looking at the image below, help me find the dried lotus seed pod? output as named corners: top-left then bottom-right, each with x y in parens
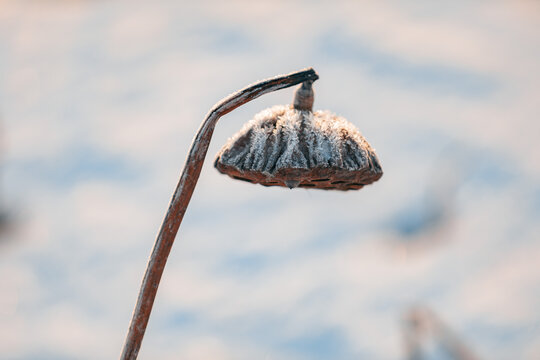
top-left (214, 81), bottom-right (383, 190)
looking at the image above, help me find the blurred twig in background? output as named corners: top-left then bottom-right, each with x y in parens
top-left (388, 141), bottom-right (523, 255)
top-left (403, 306), bottom-right (481, 360)
top-left (0, 116), bottom-right (14, 245)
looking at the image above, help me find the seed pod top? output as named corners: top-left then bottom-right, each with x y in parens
top-left (214, 80), bottom-right (383, 190)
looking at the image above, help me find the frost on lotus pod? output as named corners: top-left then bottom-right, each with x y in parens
top-left (214, 81), bottom-right (383, 191)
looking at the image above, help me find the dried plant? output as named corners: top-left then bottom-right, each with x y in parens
top-left (120, 68), bottom-right (382, 359)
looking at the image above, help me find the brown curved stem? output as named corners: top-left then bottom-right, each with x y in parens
top-left (120, 68), bottom-right (319, 360)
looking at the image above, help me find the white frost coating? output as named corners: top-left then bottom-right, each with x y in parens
top-left (217, 105), bottom-right (378, 174)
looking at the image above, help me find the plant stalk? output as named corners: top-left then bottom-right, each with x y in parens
top-left (120, 68), bottom-right (319, 360)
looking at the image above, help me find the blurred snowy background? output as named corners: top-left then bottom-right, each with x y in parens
top-left (1, 1), bottom-right (539, 359)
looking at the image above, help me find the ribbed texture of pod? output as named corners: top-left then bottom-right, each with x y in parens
top-left (214, 105), bottom-right (382, 190)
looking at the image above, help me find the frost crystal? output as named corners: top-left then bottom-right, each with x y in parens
top-left (215, 105), bottom-right (382, 190)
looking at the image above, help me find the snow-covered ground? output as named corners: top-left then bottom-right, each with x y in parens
top-left (1, 1), bottom-right (539, 359)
